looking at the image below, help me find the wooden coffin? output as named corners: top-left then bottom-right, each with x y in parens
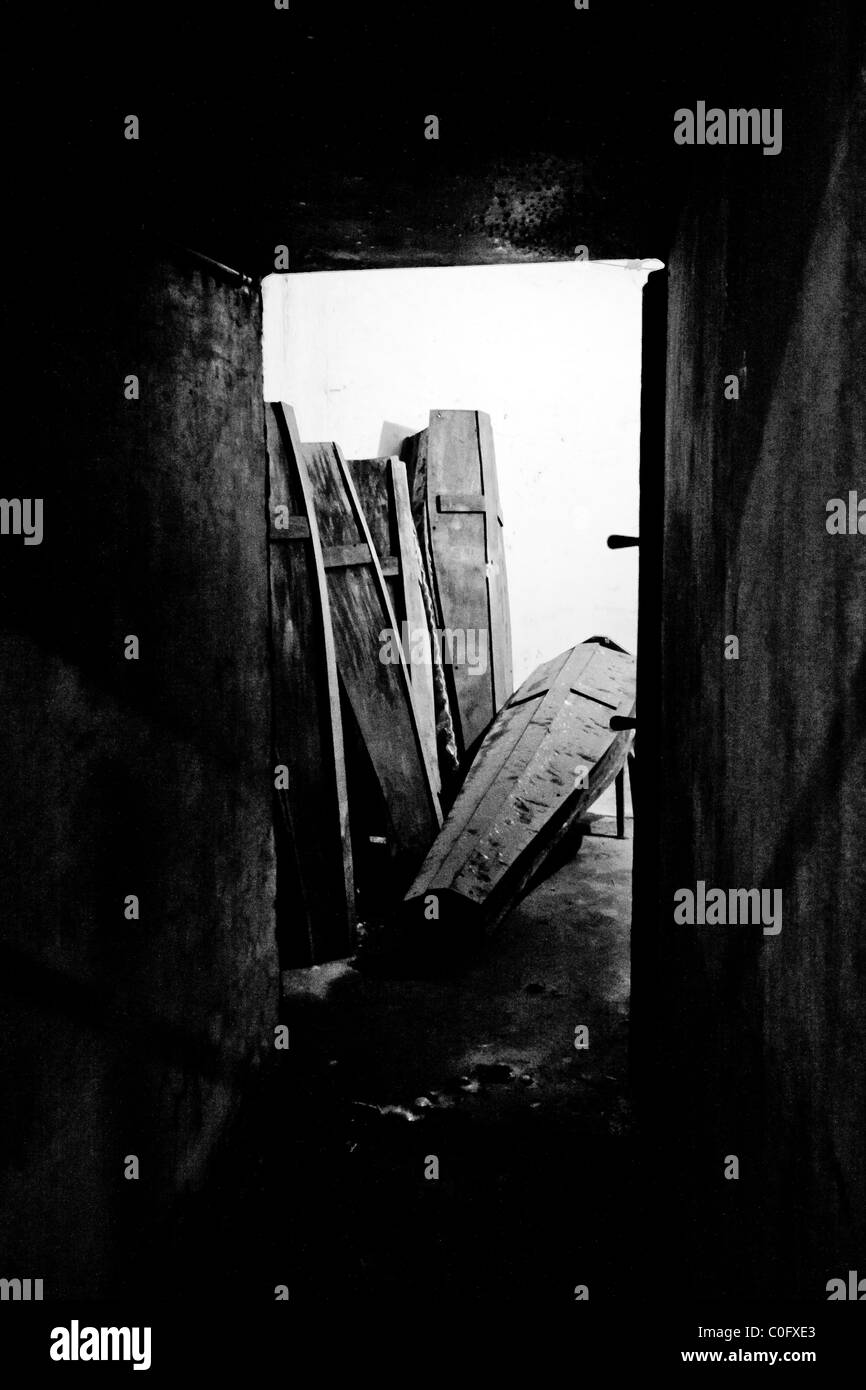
top-left (297, 431), bottom-right (442, 874)
top-left (347, 456), bottom-right (439, 796)
top-left (402, 410), bottom-right (513, 759)
top-left (402, 639), bottom-right (636, 939)
top-left (266, 402), bottom-right (354, 964)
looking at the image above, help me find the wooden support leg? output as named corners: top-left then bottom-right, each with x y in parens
top-left (615, 765), bottom-right (625, 839)
top-left (626, 750), bottom-right (637, 819)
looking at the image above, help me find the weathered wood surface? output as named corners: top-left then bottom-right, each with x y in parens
top-left (403, 640), bottom-right (636, 935)
top-left (348, 456), bottom-right (440, 795)
top-left (319, 541), bottom-right (398, 575)
top-left (403, 409), bottom-right (513, 759)
top-left (301, 437), bottom-right (442, 865)
top-left (267, 402), bottom-right (354, 963)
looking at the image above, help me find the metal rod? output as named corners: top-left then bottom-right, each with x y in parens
top-left (615, 766), bottom-right (626, 838)
top-left (607, 535), bottom-right (640, 549)
top-left (610, 715), bottom-right (638, 731)
top-left (163, 239), bottom-right (256, 288)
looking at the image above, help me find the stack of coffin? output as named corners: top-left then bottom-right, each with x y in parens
top-left (267, 403), bottom-right (447, 965)
top-left (267, 403), bottom-right (630, 966)
top-left (266, 403), bottom-right (519, 965)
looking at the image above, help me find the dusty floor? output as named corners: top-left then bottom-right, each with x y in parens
top-left (145, 816), bottom-right (638, 1306)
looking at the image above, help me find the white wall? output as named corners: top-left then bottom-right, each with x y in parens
top-left (263, 261), bottom-right (646, 689)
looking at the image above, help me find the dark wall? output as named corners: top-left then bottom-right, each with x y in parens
top-left (649, 39), bottom-right (865, 1295)
top-left (0, 250), bottom-right (277, 1297)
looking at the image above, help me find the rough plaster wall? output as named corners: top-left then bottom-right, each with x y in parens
top-left (0, 254), bottom-right (277, 1296)
top-left (659, 82), bottom-right (865, 1294)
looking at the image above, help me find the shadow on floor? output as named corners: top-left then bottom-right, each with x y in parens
top-left (136, 818), bottom-right (641, 1307)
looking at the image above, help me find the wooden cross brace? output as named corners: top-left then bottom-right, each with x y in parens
top-left (270, 518), bottom-right (399, 577)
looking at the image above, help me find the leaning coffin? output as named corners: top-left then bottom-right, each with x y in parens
top-left (347, 455), bottom-right (440, 796)
top-left (299, 434), bottom-right (443, 876)
top-left (402, 639), bottom-right (636, 939)
top-left (402, 409), bottom-right (513, 760)
top-left (267, 403), bottom-right (354, 965)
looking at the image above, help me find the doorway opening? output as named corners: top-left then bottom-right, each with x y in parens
top-left (259, 254), bottom-right (662, 1301)
top-left (263, 256), bottom-right (653, 951)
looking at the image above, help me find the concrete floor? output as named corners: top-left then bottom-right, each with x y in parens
top-left (282, 814), bottom-right (632, 1137)
top-left (146, 816), bottom-right (637, 1307)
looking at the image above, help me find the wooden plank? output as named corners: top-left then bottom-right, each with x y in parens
top-left (388, 458), bottom-right (440, 793)
top-left (425, 411), bottom-right (489, 757)
top-left (403, 640), bottom-right (636, 935)
top-left (348, 457), bottom-right (440, 797)
top-left (347, 458), bottom-right (392, 564)
top-left (400, 427), bottom-right (427, 526)
top-left (407, 409), bottom-right (514, 758)
top-left (266, 403), bottom-right (354, 964)
top-left (303, 440), bottom-right (442, 868)
top-left (476, 410), bottom-right (513, 715)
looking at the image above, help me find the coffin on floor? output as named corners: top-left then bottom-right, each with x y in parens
top-left (402, 639), bottom-right (636, 939)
